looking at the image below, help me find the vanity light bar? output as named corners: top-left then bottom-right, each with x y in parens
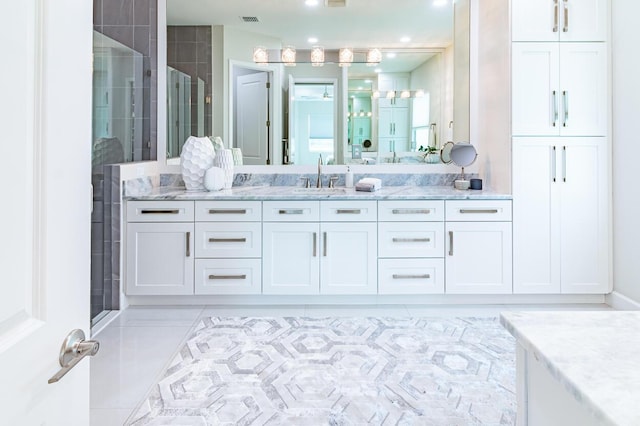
top-left (252, 47), bottom-right (382, 65)
top-left (371, 89), bottom-right (427, 99)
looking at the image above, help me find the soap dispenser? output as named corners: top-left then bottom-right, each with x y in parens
top-left (345, 166), bottom-right (354, 188)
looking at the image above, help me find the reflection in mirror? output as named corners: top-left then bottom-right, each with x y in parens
top-left (166, 66), bottom-right (191, 158)
top-left (164, 0), bottom-right (470, 166)
top-left (288, 80), bottom-right (337, 165)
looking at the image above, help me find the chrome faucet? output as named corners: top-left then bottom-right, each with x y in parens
top-left (316, 154), bottom-right (323, 188)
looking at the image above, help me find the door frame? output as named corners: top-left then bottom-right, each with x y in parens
top-left (228, 60), bottom-right (281, 165)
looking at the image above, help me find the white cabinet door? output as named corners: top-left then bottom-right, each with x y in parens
top-left (559, 43), bottom-right (607, 136)
top-left (513, 43), bottom-right (607, 137)
top-left (320, 222), bottom-right (377, 295)
top-left (512, 0), bottom-right (607, 42)
top-left (126, 222), bottom-right (195, 295)
top-left (512, 43), bottom-right (560, 136)
top-left (513, 139), bottom-right (560, 294)
top-left (445, 222), bottom-right (513, 294)
top-left (263, 222), bottom-right (320, 295)
top-left (513, 137), bottom-right (609, 294)
top-left (559, 138), bottom-right (609, 293)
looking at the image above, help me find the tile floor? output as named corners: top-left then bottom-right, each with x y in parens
top-left (90, 303), bottom-right (613, 425)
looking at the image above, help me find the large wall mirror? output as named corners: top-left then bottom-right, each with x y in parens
top-left (164, 0), bottom-right (470, 167)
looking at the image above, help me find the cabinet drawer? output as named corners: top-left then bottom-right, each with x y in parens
top-left (378, 258), bottom-right (444, 294)
top-left (378, 222), bottom-right (444, 258)
top-left (127, 201), bottom-right (194, 222)
top-left (320, 201), bottom-right (377, 222)
top-left (378, 200), bottom-right (444, 221)
top-left (445, 200), bottom-right (512, 221)
top-left (263, 201), bottom-right (320, 222)
top-left (195, 259), bottom-right (261, 295)
top-left (195, 222), bottom-right (261, 258)
top-left (195, 201), bottom-right (261, 222)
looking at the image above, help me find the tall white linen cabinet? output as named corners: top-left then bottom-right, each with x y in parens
top-left (511, 0), bottom-right (610, 294)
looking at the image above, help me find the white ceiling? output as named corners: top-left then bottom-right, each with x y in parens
top-left (166, 0), bottom-right (454, 74)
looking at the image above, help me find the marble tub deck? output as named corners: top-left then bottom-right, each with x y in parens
top-left (500, 311), bottom-right (640, 426)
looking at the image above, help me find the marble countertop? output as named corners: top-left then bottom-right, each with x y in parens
top-left (500, 311), bottom-right (640, 426)
top-left (124, 185), bottom-right (512, 201)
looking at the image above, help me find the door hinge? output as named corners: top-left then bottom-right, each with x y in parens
top-left (266, 82), bottom-right (271, 89)
top-left (266, 120), bottom-right (270, 127)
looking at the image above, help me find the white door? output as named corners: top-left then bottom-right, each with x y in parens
top-left (236, 71), bottom-right (269, 165)
top-left (445, 222), bottom-right (513, 294)
top-left (559, 138), bottom-right (609, 293)
top-left (0, 0), bottom-right (93, 423)
top-left (320, 223), bottom-right (377, 295)
top-left (559, 43), bottom-right (608, 136)
top-left (512, 138), bottom-right (561, 294)
top-left (512, 43), bottom-right (560, 136)
top-left (263, 222), bottom-right (320, 295)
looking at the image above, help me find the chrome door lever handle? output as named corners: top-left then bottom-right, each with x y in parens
top-left (48, 329), bottom-right (100, 384)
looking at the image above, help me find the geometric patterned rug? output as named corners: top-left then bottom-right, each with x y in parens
top-left (128, 317), bottom-right (516, 425)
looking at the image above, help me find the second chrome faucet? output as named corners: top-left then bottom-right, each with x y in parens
top-left (316, 154), bottom-right (323, 188)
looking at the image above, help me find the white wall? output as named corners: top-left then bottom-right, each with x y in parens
top-left (411, 54), bottom-right (443, 147)
top-left (612, 0), bottom-right (640, 303)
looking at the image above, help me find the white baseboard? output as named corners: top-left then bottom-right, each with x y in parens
top-left (606, 291), bottom-right (640, 310)
top-left (125, 293), bottom-right (606, 306)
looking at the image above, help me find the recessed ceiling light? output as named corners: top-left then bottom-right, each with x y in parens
top-left (374, 68), bottom-right (382, 73)
top-left (386, 52), bottom-right (397, 58)
top-left (357, 86), bottom-right (363, 90)
top-left (364, 79), bottom-right (372, 83)
top-left (305, 0), bottom-right (319, 6)
top-left (433, 0), bottom-right (447, 6)
top-left (400, 36), bottom-right (411, 43)
top-left (308, 37), bottom-right (318, 43)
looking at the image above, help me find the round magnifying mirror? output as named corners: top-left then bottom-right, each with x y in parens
top-left (450, 143), bottom-right (477, 190)
top-left (440, 141), bottom-right (455, 164)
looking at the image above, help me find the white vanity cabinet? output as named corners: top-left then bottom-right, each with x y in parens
top-left (444, 201), bottom-right (513, 294)
top-left (377, 201), bottom-right (445, 294)
top-left (512, 42), bottom-right (607, 137)
top-left (193, 201), bottom-right (262, 295)
top-left (262, 200), bottom-right (377, 295)
top-left (125, 201), bottom-right (195, 295)
top-left (512, 137), bottom-right (609, 294)
top-left (511, 0), bottom-right (607, 42)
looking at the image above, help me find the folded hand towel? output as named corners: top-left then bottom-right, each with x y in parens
top-left (356, 177), bottom-right (382, 191)
top-left (355, 182), bottom-right (377, 192)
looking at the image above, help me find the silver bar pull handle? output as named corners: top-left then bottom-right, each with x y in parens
top-left (186, 232), bottom-right (191, 257)
top-left (209, 209), bottom-right (247, 214)
top-left (313, 232), bottom-right (317, 257)
top-left (449, 231), bottom-right (454, 256)
top-left (553, 0), bottom-right (559, 32)
top-left (459, 209), bottom-right (499, 214)
top-left (562, 91), bottom-right (568, 127)
top-left (391, 209), bottom-right (431, 215)
top-left (48, 330), bottom-right (99, 384)
top-left (563, 146), bottom-right (567, 182)
top-left (208, 274), bottom-right (247, 280)
top-left (279, 209), bottom-right (304, 215)
top-left (563, 0), bottom-right (569, 32)
top-left (392, 238), bottom-right (431, 243)
top-left (140, 209), bottom-right (180, 214)
top-left (552, 90), bottom-right (558, 127)
top-left (389, 123), bottom-right (393, 134)
top-left (393, 274), bottom-right (431, 279)
top-left (336, 209), bottom-right (362, 214)
top-left (208, 237), bottom-right (247, 243)
top-left (552, 146), bottom-right (557, 182)
top-left (323, 232), bottom-right (327, 257)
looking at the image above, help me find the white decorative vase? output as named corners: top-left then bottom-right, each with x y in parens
top-left (180, 136), bottom-right (216, 191)
top-left (231, 148), bottom-right (243, 166)
top-left (204, 167), bottom-right (225, 191)
top-left (214, 148), bottom-right (234, 189)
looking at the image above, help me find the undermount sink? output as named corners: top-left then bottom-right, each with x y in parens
top-left (292, 187), bottom-right (346, 194)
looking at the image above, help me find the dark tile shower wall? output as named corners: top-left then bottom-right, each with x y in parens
top-left (167, 26), bottom-right (213, 136)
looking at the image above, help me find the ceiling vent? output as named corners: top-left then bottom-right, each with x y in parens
top-left (325, 0), bottom-right (347, 6)
top-left (240, 16), bottom-right (260, 23)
